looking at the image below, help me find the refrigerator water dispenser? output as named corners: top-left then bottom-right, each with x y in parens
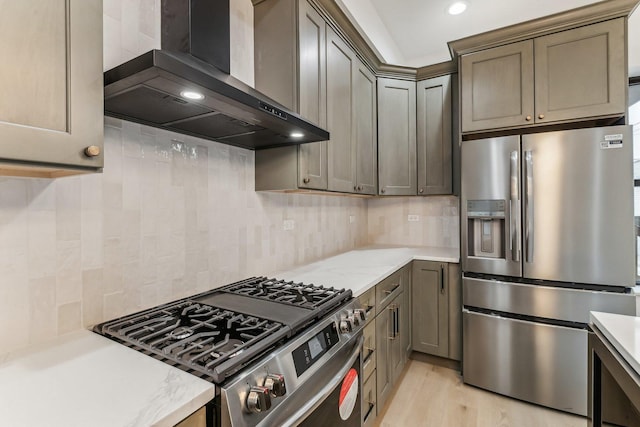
top-left (466, 200), bottom-right (505, 259)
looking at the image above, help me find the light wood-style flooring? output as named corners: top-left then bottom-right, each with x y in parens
top-left (375, 359), bottom-right (587, 427)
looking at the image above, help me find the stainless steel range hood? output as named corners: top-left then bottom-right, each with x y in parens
top-left (103, 0), bottom-right (329, 150)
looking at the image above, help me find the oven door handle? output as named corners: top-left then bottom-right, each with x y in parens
top-left (279, 335), bottom-right (363, 427)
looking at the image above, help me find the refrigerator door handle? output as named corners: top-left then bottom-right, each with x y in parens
top-left (510, 151), bottom-right (520, 262)
top-left (525, 150), bottom-right (534, 263)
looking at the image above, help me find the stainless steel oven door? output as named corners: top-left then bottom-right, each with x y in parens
top-left (263, 335), bottom-right (363, 427)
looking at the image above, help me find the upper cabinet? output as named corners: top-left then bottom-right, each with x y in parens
top-left (533, 19), bottom-right (626, 125)
top-left (0, 0), bottom-right (103, 177)
top-left (254, 0), bottom-right (377, 195)
top-left (460, 18), bottom-right (626, 133)
top-left (377, 78), bottom-right (417, 196)
top-left (461, 41), bottom-right (534, 132)
top-left (417, 75), bottom-right (453, 195)
top-left (354, 62), bottom-right (378, 195)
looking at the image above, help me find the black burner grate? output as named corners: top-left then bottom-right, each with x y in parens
top-left (220, 277), bottom-right (347, 309)
top-left (99, 301), bottom-right (289, 383)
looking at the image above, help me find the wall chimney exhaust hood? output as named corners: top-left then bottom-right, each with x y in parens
top-left (103, 0), bottom-right (329, 150)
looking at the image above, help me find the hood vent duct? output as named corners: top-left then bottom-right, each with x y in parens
top-left (103, 0), bottom-right (329, 150)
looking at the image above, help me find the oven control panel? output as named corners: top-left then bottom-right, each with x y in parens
top-left (292, 322), bottom-right (340, 376)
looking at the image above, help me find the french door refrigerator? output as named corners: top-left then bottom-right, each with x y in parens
top-left (461, 126), bottom-right (637, 416)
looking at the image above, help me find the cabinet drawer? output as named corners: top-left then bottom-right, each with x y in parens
top-left (362, 371), bottom-right (377, 427)
top-left (376, 271), bottom-right (403, 310)
top-left (363, 319), bottom-right (376, 381)
top-left (358, 287), bottom-right (377, 319)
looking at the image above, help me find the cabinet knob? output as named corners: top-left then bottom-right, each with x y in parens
top-left (538, 113), bottom-right (545, 120)
top-left (357, 186), bottom-right (362, 191)
top-left (525, 115), bottom-right (532, 121)
top-left (84, 145), bottom-right (101, 157)
top-left (419, 188), bottom-right (424, 194)
top-left (302, 177), bottom-right (310, 184)
top-left (380, 188), bottom-right (386, 194)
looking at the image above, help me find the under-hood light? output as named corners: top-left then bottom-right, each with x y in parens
top-left (290, 132), bottom-right (305, 138)
top-left (180, 90), bottom-right (205, 100)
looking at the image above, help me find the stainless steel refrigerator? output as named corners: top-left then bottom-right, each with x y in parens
top-left (461, 126), bottom-right (637, 416)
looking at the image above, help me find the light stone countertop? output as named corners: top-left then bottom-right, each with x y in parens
top-left (274, 245), bottom-right (460, 297)
top-left (591, 311), bottom-right (640, 376)
top-left (0, 330), bottom-right (215, 427)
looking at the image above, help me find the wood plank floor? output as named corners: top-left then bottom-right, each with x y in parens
top-left (375, 359), bottom-right (587, 427)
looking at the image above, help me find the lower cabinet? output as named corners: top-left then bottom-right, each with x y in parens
top-left (374, 266), bottom-right (410, 414)
top-left (362, 373), bottom-right (377, 427)
top-left (360, 261), bottom-right (458, 425)
top-left (411, 261), bottom-right (461, 360)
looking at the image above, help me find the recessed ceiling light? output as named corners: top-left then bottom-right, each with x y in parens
top-left (180, 90), bottom-right (204, 100)
top-left (290, 132), bottom-right (304, 138)
top-left (447, 1), bottom-right (468, 15)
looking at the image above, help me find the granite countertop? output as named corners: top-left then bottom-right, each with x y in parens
top-left (0, 330), bottom-right (215, 427)
top-left (591, 311), bottom-right (640, 376)
top-left (274, 245), bottom-right (459, 296)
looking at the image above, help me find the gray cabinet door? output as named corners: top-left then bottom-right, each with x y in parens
top-left (411, 261), bottom-right (449, 358)
top-left (417, 75), bottom-right (452, 195)
top-left (0, 0), bottom-right (103, 173)
top-left (377, 78), bottom-right (417, 196)
top-left (401, 265), bottom-right (412, 360)
top-left (297, 0), bottom-right (328, 190)
top-left (389, 293), bottom-right (404, 384)
top-left (533, 18), bottom-right (626, 124)
top-left (326, 27), bottom-right (356, 193)
top-left (460, 40), bottom-right (534, 133)
top-left (448, 264), bottom-right (462, 361)
top-left (354, 61), bottom-right (377, 195)
top-left (375, 302), bottom-right (394, 412)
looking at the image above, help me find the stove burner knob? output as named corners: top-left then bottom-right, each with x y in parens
top-left (353, 309), bottom-right (366, 323)
top-left (246, 386), bottom-right (272, 414)
top-left (264, 373), bottom-right (287, 397)
top-left (348, 313), bottom-right (360, 327)
top-left (339, 318), bottom-right (352, 333)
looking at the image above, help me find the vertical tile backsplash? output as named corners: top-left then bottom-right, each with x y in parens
top-left (367, 196), bottom-right (460, 248)
top-left (0, 120), bottom-right (368, 354)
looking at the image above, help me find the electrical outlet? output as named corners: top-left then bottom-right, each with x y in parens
top-left (349, 215), bottom-right (356, 224)
top-left (407, 214), bottom-right (420, 222)
top-left (283, 219), bottom-right (295, 231)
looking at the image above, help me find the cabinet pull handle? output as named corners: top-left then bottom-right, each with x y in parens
top-left (383, 283), bottom-right (400, 295)
top-left (388, 305), bottom-right (396, 340)
top-left (440, 264), bottom-right (445, 294)
top-left (364, 346), bottom-right (375, 360)
top-left (395, 306), bottom-right (400, 336)
top-left (364, 401), bottom-right (376, 421)
top-left (365, 304), bottom-right (374, 314)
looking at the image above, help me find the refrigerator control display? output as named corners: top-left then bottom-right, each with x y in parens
top-left (467, 200), bottom-right (505, 218)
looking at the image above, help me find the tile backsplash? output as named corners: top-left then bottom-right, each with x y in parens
top-left (0, 120), bottom-right (368, 353)
top-left (368, 196), bottom-right (460, 248)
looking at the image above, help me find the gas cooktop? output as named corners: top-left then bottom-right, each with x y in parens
top-left (94, 277), bottom-right (352, 383)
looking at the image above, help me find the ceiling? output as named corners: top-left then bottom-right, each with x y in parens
top-left (338, 0), bottom-right (640, 77)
